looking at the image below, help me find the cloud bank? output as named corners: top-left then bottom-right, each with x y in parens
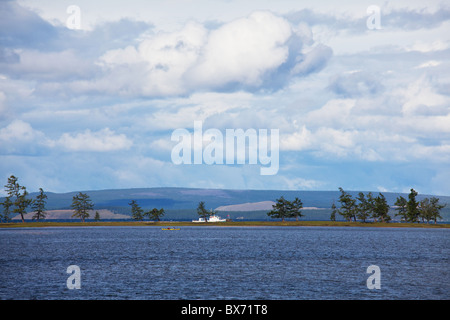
top-left (1, 1), bottom-right (449, 196)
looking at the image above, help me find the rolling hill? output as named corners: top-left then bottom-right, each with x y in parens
top-left (5, 187), bottom-right (449, 222)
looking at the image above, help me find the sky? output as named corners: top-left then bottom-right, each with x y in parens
top-left (0, 0), bottom-right (449, 196)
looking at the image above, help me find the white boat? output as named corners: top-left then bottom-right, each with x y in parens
top-left (192, 214), bottom-right (227, 223)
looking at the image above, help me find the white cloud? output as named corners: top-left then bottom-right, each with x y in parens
top-left (280, 125), bottom-right (360, 158)
top-left (94, 10), bottom-right (331, 96)
top-left (56, 128), bottom-right (132, 152)
top-left (280, 125), bottom-right (312, 151)
top-left (99, 21), bottom-right (208, 96)
top-left (0, 119), bottom-right (50, 155)
top-left (407, 40), bottom-right (449, 53)
top-left (415, 60), bottom-right (441, 69)
top-left (409, 142), bottom-right (450, 163)
top-left (0, 119), bottom-right (42, 142)
top-left (276, 68), bottom-right (450, 165)
top-left (399, 77), bottom-right (448, 116)
top-left (188, 11), bottom-right (292, 88)
top-left (280, 176), bottom-right (324, 190)
top-left (0, 121), bottom-right (133, 154)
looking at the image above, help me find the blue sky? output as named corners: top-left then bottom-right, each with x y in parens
top-left (1, 0), bottom-right (449, 196)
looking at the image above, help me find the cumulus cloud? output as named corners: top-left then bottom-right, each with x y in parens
top-left (98, 21), bottom-right (207, 96)
top-left (410, 143), bottom-right (450, 162)
top-left (1, 4), bottom-right (334, 98)
top-left (56, 128), bottom-right (132, 152)
top-left (280, 125), bottom-right (313, 151)
top-left (0, 120), bottom-right (133, 154)
top-left (187, 11), bottom-right (292, 89)
top-left (2, 1), bottom-right (449, 195)
top-left (0, 119), bottom-right (41, 142)
top-left (279, 73), bottom-right (450, 164)
top-left (398, 76), bottom-right (448, 116)
top-left (95, 11), bottom-right (332, 96)
top-left (0, 119), bottom-right (49, 154)
top-left (281, 124), bottom-right (410, 162)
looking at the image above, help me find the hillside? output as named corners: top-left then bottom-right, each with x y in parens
top-left (27, 187), bottom-right (450, 209)
top-left (215, 201), bottom-right (276, 211)
top-left (4, 187), bottom-right (450, 221)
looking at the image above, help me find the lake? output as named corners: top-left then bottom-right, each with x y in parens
top-left (0, 226), bottom-right (448, 300)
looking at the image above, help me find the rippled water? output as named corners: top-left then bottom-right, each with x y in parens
top-left (0, 226), bottom-right (448, 300)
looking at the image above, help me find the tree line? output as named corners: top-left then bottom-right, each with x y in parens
top-left (0, 175), bottom-right (47, 223)
top-left (0, 175), bottom-right (101, 223)
top-left (330, 188), bottom-right (391, 223)
top-left (130, 200), bottom-right (225, 222)
top-left (128, 200), bottom-right (165, 221)
top-left (266, 188), bottom-right (446, 224)
top-left (266, 196), bottom-right (304, 222)
top-left (331, 188), bottom-right (445, 224)
top-left (2, 175), bottom-right (446, 224)
top-left (0, 175), bottom-right (165, 223)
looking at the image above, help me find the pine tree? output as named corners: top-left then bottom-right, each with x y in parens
top-left (71, 192), bottom-right (94, 222)
top-left (146, 208), bottom-right (165, 221)
top-left (330, 202), bottom-right (337, 221)
top-left (31, 188), bottom-right (47, 221)
top-left (196, 201), bottom-right (211, 222)
top-left (394, 196), bottom-right (408, 222)
top-left (288, 197), bottom-right (304, 221)
top-left (430, 197), bottom-right (445, 224)
top-left (129, 200), bottom-right (144, 221)
top-left (16, 188), bottom-right (32, 222)
top-left (356, 192), bottom-right (373, 222)
top-left (406, 189), bottom-right (420, 223)
top-left (4, 175), bottom-right (32, 223)
top-left (337, 187), bottom-right (357, 222)
top-left (267, 197), bottom-right (306, 222)
top-left (0, 196), bottom-right (13, 223)
top-left (373, 193), bottom-right (391, 223)
top-left (267, 196), bottom-right (290, 222)
top-left (419, 198), bottom-right (433, 223)
top-left (4, 175), bottom-right (20, 200)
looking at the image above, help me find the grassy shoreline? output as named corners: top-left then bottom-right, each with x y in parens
top-left (0, 220), bottom-right (449, 228)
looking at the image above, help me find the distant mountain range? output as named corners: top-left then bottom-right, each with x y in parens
top-left (215, 201), bottom-right (322, 211)
top-left (8, 187), bottom-right (450, 221)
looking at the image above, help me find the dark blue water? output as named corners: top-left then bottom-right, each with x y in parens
top-left (0, 226), bottom-right (448, 300)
